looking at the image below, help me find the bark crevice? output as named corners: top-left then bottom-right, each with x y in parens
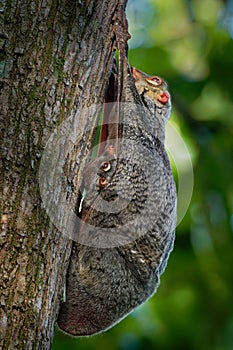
top-left (0, 1), bottom-right (126, 349)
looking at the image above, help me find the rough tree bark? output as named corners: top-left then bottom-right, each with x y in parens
top-left (0, 0), bottom-right (127, 349)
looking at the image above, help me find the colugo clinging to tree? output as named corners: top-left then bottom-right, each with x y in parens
top-left (57, 6), bottom-right (177, 337)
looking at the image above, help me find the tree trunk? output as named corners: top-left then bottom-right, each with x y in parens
top-left (0, 0), bottom-right (126, 349)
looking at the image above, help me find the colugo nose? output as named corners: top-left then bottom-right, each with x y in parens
top-left (157, 91), bottom-right (169, 104)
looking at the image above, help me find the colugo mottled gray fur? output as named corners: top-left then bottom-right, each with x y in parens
top-left (57, 60), bottom-right (177, 336)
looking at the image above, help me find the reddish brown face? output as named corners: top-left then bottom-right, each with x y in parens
top-left (131, 67), bottom-right (170, 106)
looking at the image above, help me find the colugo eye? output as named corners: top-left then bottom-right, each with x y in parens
top-left (100, 161), bottom-right (111, 172)
top-left (99, 177), bottom-right (107, 188)
top-left (145, 76), bottom-right (163, 87)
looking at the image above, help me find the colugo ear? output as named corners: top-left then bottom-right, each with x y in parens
top-left (131, 66), bottom-right (145, 81)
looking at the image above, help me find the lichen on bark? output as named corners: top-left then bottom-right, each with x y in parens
top-left (0, 0), bottom-right (126, 349)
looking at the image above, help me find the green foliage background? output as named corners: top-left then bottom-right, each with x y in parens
top-left (53, 0), bottom-right (233, 349)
